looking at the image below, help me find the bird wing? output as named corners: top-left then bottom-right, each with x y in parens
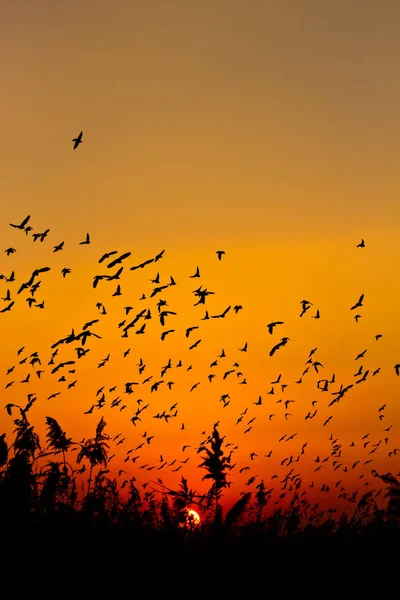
top-left (269, 344), bottom-right (278, 357)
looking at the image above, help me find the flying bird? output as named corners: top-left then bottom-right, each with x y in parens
top-left (107, 252), bottom-right (131, 269)
top-left (186, 326), bottom-right (199, 338)
top-left (79, 233), bottom-right (90, 245)
top-left (154, 249), bottom-right (165, 262)
top-left (72, 131), bottom-right (83, 149)
top-left (190, 266), bottom-right (200, 278)
top-left (267, 321), bottom-right (284, 334)
top-left (356, 239), bottom-right (365, 247)
top-left (350, 294), bottom-right (364, 310)
top-left (0, 301), bottom-right (14, 313)
top-left (300, 300), bottom-right (313, 317)
top-left (269, 337), bottom-right (290, 357)
top-left (130, 258), bottom-right (154, 271)
top-left (53, 241), bottom-right (64, 252)
top-left (99, 250), bottom-right (118, 263)
top-left (212, 306), bottom-right (231, 319)
top-left (32, 229), bottom-right (50, 242)
top-left (10, 215), bottom-right (30, 229)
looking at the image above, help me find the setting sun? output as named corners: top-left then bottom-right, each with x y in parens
top-left (186, 509), bottom-right (201, 527)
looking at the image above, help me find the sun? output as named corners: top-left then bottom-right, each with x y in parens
top-left (179, 508), bottom-right (201, 528)
top-left (187, 509), bottom-right (201, 525)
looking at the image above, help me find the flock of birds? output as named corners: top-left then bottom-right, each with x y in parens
top-left (1, 166), bottom-right (400, 513)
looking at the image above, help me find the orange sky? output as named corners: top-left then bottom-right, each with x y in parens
top-left (1, 1), bottom-right (400, 514)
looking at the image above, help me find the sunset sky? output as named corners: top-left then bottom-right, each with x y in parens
top-left (1, 1), bottom-right (400, 514)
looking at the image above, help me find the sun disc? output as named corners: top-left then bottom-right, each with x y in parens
top-left (186, 508), bottom-right (201, 526)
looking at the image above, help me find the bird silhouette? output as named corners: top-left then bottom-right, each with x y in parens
top-left (212, 306), bottom-right (231, 319)
top-left (0, 301), bottom-right (14, 312)
top-left (99, 250), bottom-right (118, 263)
top-left (189, 266), bottom-right (200, 278)
top-left (10, 215), bottom-right (30, 229)
top-left (154, 249), bottom-right (165, 262)
top-left (350, 294), bottom-right (364, 310)
top-left (72, 131), bottom-right (83, 149)
top-left (186, 326), bottom-right (199, 338)
top-left (53, 241), bottom-right (64, 252)
top-left (267, 321), bottom-right (284, 334)
top-left (269, 337), bottom-right (290, 357)
top-left (107, 252), bottom-right (131, 269)
top-left (79, 233), bottom-right (90, 245)
top-left (130, 258), bottom-right (154, 270)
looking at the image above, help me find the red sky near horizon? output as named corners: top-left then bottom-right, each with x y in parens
top-left (1, 1), bottom-right (400, 514)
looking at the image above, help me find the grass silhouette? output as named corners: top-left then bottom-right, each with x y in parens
top-left (1, 406), bottom-right (400, 581)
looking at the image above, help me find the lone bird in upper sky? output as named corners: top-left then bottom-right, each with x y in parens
top-left (216, 250), bottom-right (225, 261)
top-left (356, 239), bottom-right (365, 247)
top-left (72, 131), bottom-right (83, 150)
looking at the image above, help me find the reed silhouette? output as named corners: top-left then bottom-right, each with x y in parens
top-left (1, 409), bottom-right (399, 578)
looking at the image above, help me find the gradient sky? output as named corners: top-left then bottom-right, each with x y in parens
top-left (1, 1), bottom-right (400, 515)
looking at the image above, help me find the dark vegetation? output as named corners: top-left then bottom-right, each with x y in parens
top-left (1, 406), bottom-right (399, 580)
